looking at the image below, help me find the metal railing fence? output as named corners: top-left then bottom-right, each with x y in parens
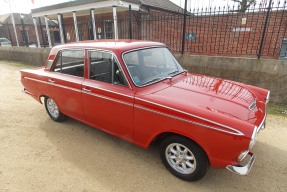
top-left (2, 0), bottom-right (286, 59)
top-left (119, 0), bottom-right (287, 59)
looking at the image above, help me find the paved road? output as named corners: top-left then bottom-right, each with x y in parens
top-left (0, 61), bottom-right (286, 192)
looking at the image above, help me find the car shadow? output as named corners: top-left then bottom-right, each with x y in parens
top-left (40, 117), bottom-right (287, 191)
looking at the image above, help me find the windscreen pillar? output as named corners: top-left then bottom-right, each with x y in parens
top-left (112, 5), bottom-right (118, 40)
top-left (57, 13), bottom-right (65, 44)
top-left (73, 11), bottom-right (80, 42)
top-left (33, 17), bottom-right (41, 47)
top-left (44, 15), bottom-right (52, 48)
top-left (90, 8), bottom-right (97, 40)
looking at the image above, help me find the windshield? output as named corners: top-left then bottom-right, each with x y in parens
top-left (123, 47), bottom-right (183, 87)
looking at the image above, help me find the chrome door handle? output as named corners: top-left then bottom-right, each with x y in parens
top-left (82, 88), bottom-right (91, 92)
top-left (48, 79), bottom-right (55, 83)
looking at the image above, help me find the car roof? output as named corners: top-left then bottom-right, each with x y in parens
top-left (51, 39), bottom-right (166, 54)
top-left (0, 38), bottom-right (10, 42)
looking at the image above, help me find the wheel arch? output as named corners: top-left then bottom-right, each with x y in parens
top-left (39, 94), bottom-right (51, 104)
top-left (148, 131), bottom-right (210, 164)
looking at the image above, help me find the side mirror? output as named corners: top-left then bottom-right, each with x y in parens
top-left (115, 69), bottom-right (126, 86)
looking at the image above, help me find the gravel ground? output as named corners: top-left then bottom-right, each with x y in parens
top-left (0, 60), bottom-right (286, 192)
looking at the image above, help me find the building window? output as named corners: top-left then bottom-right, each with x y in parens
top-left (21, 29), bottom-right (29, 44)
top-left (54, 31), bottom-right (60, 43)
top-left (104, 20), bottom-right (113, 39)
top-left (0, 26), bottom-right (6, 37)
top-left (45, 31), bottom-right (48, 43)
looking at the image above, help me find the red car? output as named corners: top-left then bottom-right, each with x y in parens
top-left (21, 40), bottom-right (269, 181)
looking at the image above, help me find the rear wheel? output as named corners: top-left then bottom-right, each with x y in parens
top-left (44, 97), bottom-right (66, 122)
top-left (160, 136), bottom-right (209, 181)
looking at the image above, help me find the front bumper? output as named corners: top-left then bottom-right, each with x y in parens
top-left (226, 93), bottom-right (268, 176)
top-left (226, 152), bottom-right (255, 175)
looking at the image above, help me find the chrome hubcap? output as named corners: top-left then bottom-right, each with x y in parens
top-left (165, 143), bottom-right (196, 174)
top-left (47, 98), bottom-right (59, 118)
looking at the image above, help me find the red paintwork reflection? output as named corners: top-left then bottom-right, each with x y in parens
top-left (180, 74), bottom-right (254, 105)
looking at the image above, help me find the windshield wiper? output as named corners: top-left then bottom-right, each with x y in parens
top-left (168, 70), bottom-right (179, 76)
top-left (141, 77), bottom-right (163, 85)
top-left (141, 76), bottom-right (172, 86)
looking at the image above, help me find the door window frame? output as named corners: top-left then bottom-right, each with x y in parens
top-left (87, 49), bottom-right (132, 90)
top-left (50, 48), bottom-right (86, 79)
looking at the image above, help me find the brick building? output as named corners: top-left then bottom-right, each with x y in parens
top-left (31, 0), bottom-right (184, 45)
top-left (6, 0), bottom-right (283, 58)
top-left (134, 9), bottom-right (287, 58)
top-left (0, 13), bottom-right (58, 46)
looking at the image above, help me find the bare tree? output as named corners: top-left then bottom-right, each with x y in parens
top-left (232, 0), bottom-right (256, 12)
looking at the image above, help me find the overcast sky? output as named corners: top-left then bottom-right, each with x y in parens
top-left (0, 0), bottom-right (271, 15)
top-left (0, 0), bottom-right (237, 15)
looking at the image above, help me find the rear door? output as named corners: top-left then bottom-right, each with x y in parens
top-left (82, 50), bottom-right (134, 140)
top-left (48, 49), bottom-right (85, 120)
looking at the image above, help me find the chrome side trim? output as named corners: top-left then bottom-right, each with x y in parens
top-left (83, 85), bottom-right (134, 99)
top-left (226, 152), bottom-right (255, 176)
top-left (24, 77), bottom-right (133, 98)
top-left (24, 77), bottom-right (82, 93)
top-left (50, 83), bottom-right (82, 93)
top-left (83, 91), bottom-right (133, 107)
top-left (25, 74), bottom-right (84, 85)
top-left (135, 104), bottom-right (244, 136)
top-left (136, 97), bottom-right (244, 136)
top-left (24, 77), bottom-right (47, 84)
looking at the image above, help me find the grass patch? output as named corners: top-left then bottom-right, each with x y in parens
top-left (268, 103), bottom-right (287, 116)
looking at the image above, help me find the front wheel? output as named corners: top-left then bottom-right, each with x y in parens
top-left (160, 136), bottom-right (209, 181)
top-left (44, 97), bottom-right (66, 122)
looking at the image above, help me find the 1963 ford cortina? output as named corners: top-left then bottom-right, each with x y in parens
top-left (21, 40), bottom-right (269, 181)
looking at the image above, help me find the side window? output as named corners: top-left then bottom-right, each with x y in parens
top-left (53, 50), bottom-right (85, 77)
top-left (89, 51), bottom-right (126, 86)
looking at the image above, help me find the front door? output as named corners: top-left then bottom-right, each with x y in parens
top-left (82, 50), bottom-right (134, 140)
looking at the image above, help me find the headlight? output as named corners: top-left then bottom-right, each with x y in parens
top-left (249, 126), bottom-right (257, 149)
